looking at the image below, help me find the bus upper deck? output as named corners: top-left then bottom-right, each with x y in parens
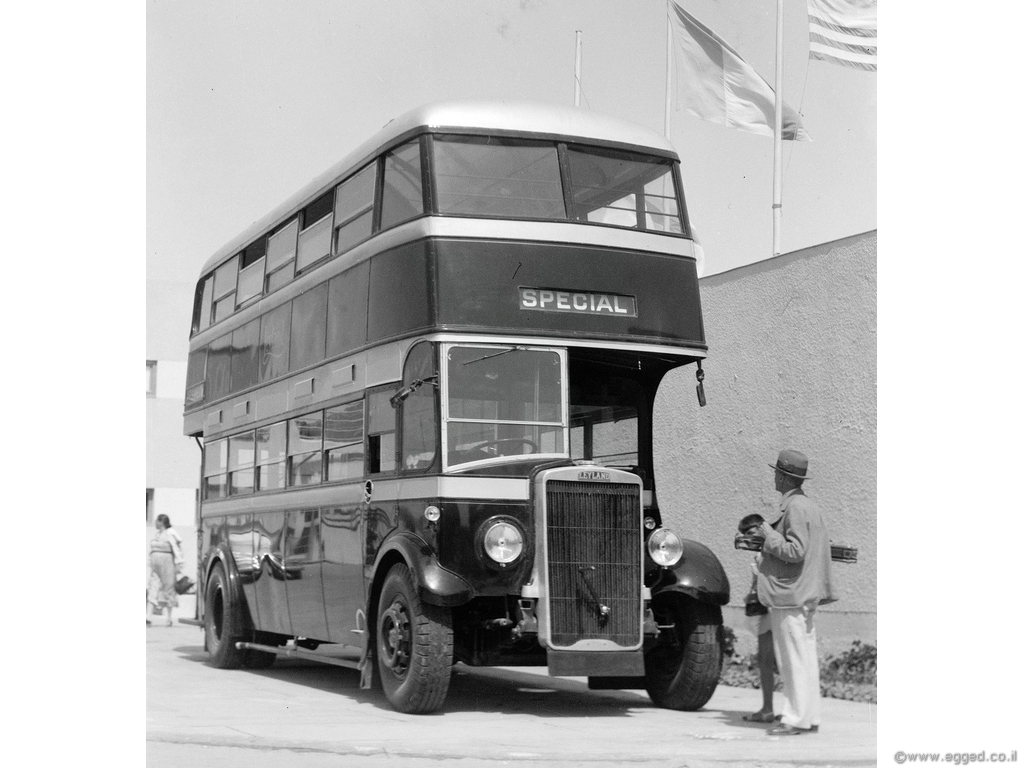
top-left (184, 100), bottom-right (705, 440)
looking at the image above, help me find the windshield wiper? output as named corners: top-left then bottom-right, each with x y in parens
top-left (461, 346), bottom-right (526, 366)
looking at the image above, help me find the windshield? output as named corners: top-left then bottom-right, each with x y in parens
top-left (445, 345), bottom-right (566, 467)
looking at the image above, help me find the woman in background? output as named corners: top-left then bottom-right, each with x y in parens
top-left (147, 514), bottom-right (183, 626)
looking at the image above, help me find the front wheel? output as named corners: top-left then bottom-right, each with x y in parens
top-left (376, 563), bottom-right (453, 714)
top-left (644, 596), bottom-right (723, 711)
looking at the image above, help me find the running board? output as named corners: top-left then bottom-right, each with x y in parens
top-left (179, 618), bottom-right (203, 627)
top-left (235, 641), bottom-right (361, 670)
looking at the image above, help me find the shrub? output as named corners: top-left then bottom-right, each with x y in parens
top-left (719, 634), bottom-right (876, 704)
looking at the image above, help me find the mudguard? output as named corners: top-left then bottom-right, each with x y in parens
top-left (650, 538), bottom-right (730, 606)
top-left (374, 531), bottom-right (475, 607)
top-left (203, 546), bottom-right (256, 632)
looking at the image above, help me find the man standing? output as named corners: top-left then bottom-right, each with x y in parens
top-left (756, 450), bottom-right (835, 736)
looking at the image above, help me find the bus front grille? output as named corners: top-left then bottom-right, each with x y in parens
top-left (544, 480), bottom-right (642, 649)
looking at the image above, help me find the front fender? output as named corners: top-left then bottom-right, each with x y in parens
top-left (374, 531), bottom-right (475, 607)
top-left (650, 538), bottom-right (730, 606)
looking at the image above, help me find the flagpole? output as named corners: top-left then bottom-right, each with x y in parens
top-left (574, 31), bottom-right (583, 107)
top-left (772, 0), bottom-right (784, 257)
top-left (664, 3), bottom-right (672, 137)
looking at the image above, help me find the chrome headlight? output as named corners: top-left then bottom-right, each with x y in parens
top-left (647, 528), bottom-right (683, 567)
top-left (481, 520), bottom-right (524, 565)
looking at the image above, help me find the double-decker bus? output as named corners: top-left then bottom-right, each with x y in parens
top-left (183, 100), bottom-right (729, 714)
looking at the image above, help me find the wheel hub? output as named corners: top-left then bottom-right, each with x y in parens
top-left (380, 601), bottom-right (411, 674)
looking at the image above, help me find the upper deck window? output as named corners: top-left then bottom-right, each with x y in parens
top-left (433, 136), bottom-right (565, 220)
top-left (380, 141), bottom-right (424, 231)
top-left (333, 164), bottom-right (376, 254)
top-left (296, 191), bottom-right (334, 272)
top-left (566, 147), bottom-right (682, 233)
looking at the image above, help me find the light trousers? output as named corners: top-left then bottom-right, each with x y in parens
top-left (768, 605), bottom-right (822, 729)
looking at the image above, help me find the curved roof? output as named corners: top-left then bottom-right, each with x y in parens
top-left (200, 100), bottom-right (679, 276)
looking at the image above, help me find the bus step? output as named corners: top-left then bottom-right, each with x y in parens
top-left (235, 641), bottom-right (361, 670)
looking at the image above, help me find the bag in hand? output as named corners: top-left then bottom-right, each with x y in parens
top-left (175, 575), bottom-right (195, 595)
top-left (744, 590), bottom-right (768, 616)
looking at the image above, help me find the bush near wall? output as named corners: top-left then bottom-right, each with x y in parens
top-left (720, 627), bottom-right (876, 703)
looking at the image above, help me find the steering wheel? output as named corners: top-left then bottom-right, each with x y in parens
top-left (471, 438), bottom-right (539, 457)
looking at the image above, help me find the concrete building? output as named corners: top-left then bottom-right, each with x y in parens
top-left (146, 278), bottom-right (200, 620)
top-left (655, 230), bottom-right (877, 655)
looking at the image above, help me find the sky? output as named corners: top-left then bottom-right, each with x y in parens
top-left (146, 0), bottom-right (876, 287)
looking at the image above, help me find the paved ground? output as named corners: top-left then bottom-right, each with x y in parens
top-left (147, 623), bottom-right (877, 767)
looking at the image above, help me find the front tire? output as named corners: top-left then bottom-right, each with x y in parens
top-left (644, 596), bottom-right (723, 711)
top-left (376, 563), bottom-right (453, 714)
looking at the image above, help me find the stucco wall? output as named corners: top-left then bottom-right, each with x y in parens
top-left (653, 231), bottom-right (877, 654)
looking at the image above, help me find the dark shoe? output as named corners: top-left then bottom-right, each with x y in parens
top-left (742, 711), bottom-right (776, 723)
top-left (768, 724), bottom-right (813, 736)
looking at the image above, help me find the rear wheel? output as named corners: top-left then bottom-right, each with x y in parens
top-left (205, 564), bottom-right (244, 669)
top-left (644, 596), bottom-right (723, 710)
top-left (376, 563), bottom-right (453, 714)
top-left (204, 563), bottom-right (275, 670)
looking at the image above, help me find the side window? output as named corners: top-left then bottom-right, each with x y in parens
top-left (203, 439), bottom-right (228, 499)
top-left (334, 164), bottom-right (376, 254)
top-left (367, 388), bottom-right (398, 474)
top-left (379, 140), bottom-right (424, 231)
top-left (289, 283), bottom-right (328, 372)
top-left (324, 400), bottom-right (364, 481)
top-left (212, 255), bottom-right (239, 323)
top-left (255, 422), bottom-right (286, 491)
top-left (296, 191), bottom-right (334, 272)
top-left (193, 275), bottom-right (213, 334)
top-left (288, 411), bottom-right (323, 486)
top-left (266, 219), bottom-right (298, 293)
top-left (228, 431), bottom-right (255, 495)
top-left (400, 342), bottom-right (437, 471)
top-left (237, 239), bottom-right (267, 307)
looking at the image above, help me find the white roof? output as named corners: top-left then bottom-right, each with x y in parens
top-left (200, 100), bottom-right (678, 276)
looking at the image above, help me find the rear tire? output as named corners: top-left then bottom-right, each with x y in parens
top-left (644, 596), bottom-right (723, 711)
top-left (376, 563), bottom-right (453, 714)
top-left (205, 564), bottom-right (244, 669)
top-left (204, 563), bottom-right (275, 670)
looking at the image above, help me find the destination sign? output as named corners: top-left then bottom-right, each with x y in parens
top-left (519, 288), bottom-right (637, 317)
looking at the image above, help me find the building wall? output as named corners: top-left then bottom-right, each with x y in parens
top-left (653, 231), bottom-right (877, 655)
top-left (146, 279), bottom-right (199, 619)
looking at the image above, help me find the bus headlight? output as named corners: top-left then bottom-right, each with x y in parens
top-left (647, 528), bottom-right (683, 567)
top-left (481, 520), bottom-right (524, 565)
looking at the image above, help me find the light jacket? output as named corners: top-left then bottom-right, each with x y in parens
top-left (756, 489), bottom-right (836, 609)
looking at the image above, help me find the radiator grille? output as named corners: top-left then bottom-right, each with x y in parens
top-left (545, 480), bottom-right (642, 648)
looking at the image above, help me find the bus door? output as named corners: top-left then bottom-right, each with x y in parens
top-left (321, 493), bottom-right (366, 646)
top-left (282, 507), bottom-right (328, 640)
top-left (252, 509), bottom-right (291, 636)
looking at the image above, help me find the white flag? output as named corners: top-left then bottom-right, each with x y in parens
top-left (668, 1), bottom-right (809, 141)
top-left (807, 0), bottom-right (877, 71)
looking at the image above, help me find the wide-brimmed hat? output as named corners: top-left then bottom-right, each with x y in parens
top-left (770, 449), bottom-right (810, 479)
